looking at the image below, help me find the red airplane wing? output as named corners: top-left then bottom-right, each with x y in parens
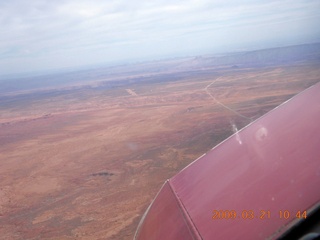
top-left (134, 82), bottom-right (320, 240)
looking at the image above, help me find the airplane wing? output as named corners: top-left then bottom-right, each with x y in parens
top-left (134, 82), bottom-right (320, 240)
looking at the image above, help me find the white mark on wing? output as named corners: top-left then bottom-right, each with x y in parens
top-left (232, 123), bottom-right (242, 145)
top-left (256, 126), bottom-right (268, 141)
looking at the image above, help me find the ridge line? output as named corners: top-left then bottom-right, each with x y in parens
top-left (167, 180), bottom-right (203, 240)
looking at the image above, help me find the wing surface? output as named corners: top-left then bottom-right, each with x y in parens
top-left (135, 82), bottom-right (320, 240)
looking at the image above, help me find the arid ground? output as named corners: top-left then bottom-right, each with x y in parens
top-left (1, 58), bottom-right (320, 239)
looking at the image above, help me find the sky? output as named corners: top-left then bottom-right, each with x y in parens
top-left (0, 0), bottom-right (320, 76)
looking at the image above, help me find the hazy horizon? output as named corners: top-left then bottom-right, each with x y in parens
top-left (1, 0), bottom-right (320, 76)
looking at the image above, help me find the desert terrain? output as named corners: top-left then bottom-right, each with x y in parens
top-left (1, 44), bottom-right (320, 239)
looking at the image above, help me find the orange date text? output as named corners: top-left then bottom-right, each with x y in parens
top-left (212, 210), bottom-right (307, 220)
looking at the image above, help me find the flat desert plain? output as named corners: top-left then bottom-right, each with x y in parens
top-left (0, 62), bottom-right (320, 239)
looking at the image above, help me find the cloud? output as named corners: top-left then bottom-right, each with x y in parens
top-left (0, 0), bottom-right (319, 75)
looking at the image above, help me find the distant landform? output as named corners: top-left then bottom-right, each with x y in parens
top-left (1, 41), bottom-right (320, 239)
top-left (1, 42), bottom-right (320, 96)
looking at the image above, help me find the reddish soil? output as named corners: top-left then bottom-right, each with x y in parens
top-left (0, 63), bottom-right (319, 239)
